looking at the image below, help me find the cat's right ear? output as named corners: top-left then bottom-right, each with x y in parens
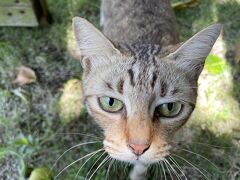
top-left (72, 17), bottom-right (120, 71)
top-left (166, 24), bottom-right (222, 81)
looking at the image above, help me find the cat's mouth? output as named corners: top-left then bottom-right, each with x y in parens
top-left (104, 140), bottom-right (171, 164)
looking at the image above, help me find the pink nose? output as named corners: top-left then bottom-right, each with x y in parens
top-left (128, 143), bottom-right (150, 156)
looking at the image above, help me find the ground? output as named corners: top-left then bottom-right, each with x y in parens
top-left (0, 0), bottom-right (239, 179)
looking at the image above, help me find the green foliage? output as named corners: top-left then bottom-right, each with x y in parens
top-left (205, 55), bottom-right (227, 74)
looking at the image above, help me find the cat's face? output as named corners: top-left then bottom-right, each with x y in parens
top-left (73, 17), bottom-right (221, 165)
top-left (82, 54), bottom-right (196, 164)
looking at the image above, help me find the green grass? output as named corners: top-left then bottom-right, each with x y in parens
top-left (0, 0), bottom-right (240, 179)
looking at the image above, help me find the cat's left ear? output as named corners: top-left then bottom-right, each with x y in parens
top-left (72, 17), bottom-right (120, 70)
top-left (167, 24), bottom-right (222, 80)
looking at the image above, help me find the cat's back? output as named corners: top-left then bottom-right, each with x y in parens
top-left (101, 0), bottom-right (179, 46)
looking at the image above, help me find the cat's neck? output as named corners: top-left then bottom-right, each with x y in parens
top-left (101, 0), bottom-right (179, 46)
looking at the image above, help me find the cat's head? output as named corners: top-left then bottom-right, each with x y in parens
top-left (73, 17), bottom-right (221, 165)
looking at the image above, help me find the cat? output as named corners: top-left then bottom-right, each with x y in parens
top-left (72, 0), bottom-right (221, 179)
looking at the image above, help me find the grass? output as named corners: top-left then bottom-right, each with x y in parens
top-left (0, 0), bottom-right (240, 179)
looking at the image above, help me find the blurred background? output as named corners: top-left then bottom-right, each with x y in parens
top-left (0, 0), bottom-right (239, 179)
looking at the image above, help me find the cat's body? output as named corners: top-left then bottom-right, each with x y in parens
top-left (72, 0), bottom-right (221, 179)
top-left (101, 0), bottom-right (179, 46)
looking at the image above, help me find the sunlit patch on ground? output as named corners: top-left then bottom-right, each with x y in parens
top-left (191, 33), bottom-right (240, 135)
top-left (59, 79), bottom-right (84, 125)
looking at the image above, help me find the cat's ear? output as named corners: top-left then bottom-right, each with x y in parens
top-left (167, 24), bottom-right (222, 80)
top-left (72, 17), bottom-right (120, 70)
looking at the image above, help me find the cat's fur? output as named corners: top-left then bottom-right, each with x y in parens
top-left (72, 0), bottom-right (221, 179)
top-left (100, 0), bottom-right (179, 45)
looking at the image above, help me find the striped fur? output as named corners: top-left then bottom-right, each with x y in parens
top-left (72, 0), bottom-right (221, 179)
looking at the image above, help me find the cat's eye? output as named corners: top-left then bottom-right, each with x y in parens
top-left (157, 102), bottom-right (182, 117)
top-left (99, 96), bottom-right (123, 112)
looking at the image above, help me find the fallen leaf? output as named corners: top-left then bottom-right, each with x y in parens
top-left (29, 167), bottom-right (53, 180)
top-left (172, 0), bottom-right (200, 11)
top-left (13, 66), bottom-right (37, 85)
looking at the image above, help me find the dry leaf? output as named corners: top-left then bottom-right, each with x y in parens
top-left (29, 167), bottom-right (53, 180)
top-left (172, 0), bottom-right (199, 11)
top-left (13, 66), bottom-right (37, 85)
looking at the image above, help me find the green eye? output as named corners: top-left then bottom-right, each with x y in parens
top-left (158, 102), bottom-right (182, 117)
top-left (99, 96), bottom-right (123, 112)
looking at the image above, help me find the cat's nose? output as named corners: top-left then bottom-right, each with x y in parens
top-left (128, 143), bottom-right (150, 156)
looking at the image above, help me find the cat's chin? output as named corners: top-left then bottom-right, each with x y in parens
top-left (104, 142), bottom-right (170, 165)
top-left (105, 150), bottom-right (137, 163)
top-left (105, 149), bottom-right (168, 165)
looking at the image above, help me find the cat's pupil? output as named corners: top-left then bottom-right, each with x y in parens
top-left (167, 103), bottom-right (173, 111)
top-left (109, 98), bottom-right (114, 106)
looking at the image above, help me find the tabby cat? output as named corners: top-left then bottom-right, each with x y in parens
top-left (72, 0), bottom-right (221, 179)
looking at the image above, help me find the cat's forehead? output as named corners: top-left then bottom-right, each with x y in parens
top-left (85, 51), bottom-right (195, 107)
top-left (102, 53), bottom-right (186, 95)
top-left (120, 43), bottom-right (162, 59)
top-left (86, 44), bottom-right (191, 98)
top-left (119, 43), bottom-right (181, 59)
top-left (125, 58), bottom-right (183, 95)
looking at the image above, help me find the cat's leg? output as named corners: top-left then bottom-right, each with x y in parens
top-left (100, 0), bottom-right (111, 27)
top-left (130, 163), bottom-right (148, 180)
top-left (100, 2), bottom-right (105, 26)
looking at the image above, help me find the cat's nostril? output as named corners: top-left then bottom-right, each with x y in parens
top-left (128, 143), bottom-right (150, 156)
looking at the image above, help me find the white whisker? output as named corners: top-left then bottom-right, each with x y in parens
top-left (105, 158), bottom-right (114, 180)
top-left (74, 150), bottom-right (102, 180)
top-left (155, 162), bottom-right (160, 178)
top-left (165, 158), bottom-right (181, 180)
top-left (190, 141), bottom-right (234, 149)
top-left (54, 148), bottom-right (104, 179)
top-left (88, 155), bottom-right (111, 180)
top-left (181, 148), bottom-right (221, 172)
top-left (160, 160), bottom-right (167, 180)
top-left (172, 153), bottom-right (210, 180)
top-left (85, 151), bottom-right (107, 179)
top-left (51, 141), bottom-right (101, 171)
top-left (123, 163), bottom-right (129, 175)
top-left (168, 155), bottom-right (188, 180)
top-left (163, 159), bottom-right (173, 180)
top-left (57, 132), bottom-right (103, 140)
